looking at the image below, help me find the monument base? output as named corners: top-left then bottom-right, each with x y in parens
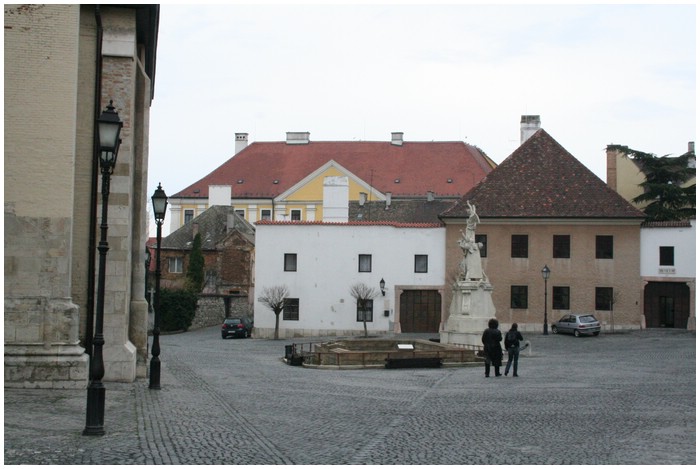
top-left (440, 330), bottom-right (483, 349)
top-left (441, 280), bottom-right (495, 349)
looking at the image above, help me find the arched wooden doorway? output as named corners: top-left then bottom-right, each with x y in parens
top-left (399, 290), bottom-right (441, 333)
top-left (644, 282), bottom-right (690, 328)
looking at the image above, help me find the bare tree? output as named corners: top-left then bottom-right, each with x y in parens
top-left (258, 285), bottom-right (289, 340)
top-left (349, 282), bottom-right (379, 337)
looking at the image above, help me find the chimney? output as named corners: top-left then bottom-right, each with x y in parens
top-left (520, 115), bottom-right (541, 144)
top-left (235, 133), bottom-right (248, 154)
top-left (359, 192), bottom-right (367, 206)
top-left (192, 222), bottom-right (199, 239)
top-left (385, 192), bottom-right (392, 209)
top-left (605, 145), bottom-right (618, 190)
top-left (286, 131), bottom-right (310, 145)
top-left (427, 191), bottom-right (434, 202)
top-left (391, 132), bottom-right (404, 146)
top-left (208, 185), bottom-right (232, 206)
top-left (227, 213), bottom-right (235, 232)
top-left (688, 142), bottom-right (696, 169)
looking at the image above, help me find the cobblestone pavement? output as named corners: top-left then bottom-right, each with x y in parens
top-left (4, 328), bottom-right (695, 465)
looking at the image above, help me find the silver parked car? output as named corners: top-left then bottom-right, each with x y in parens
top-left (551, 314), bottom-right (601, 337)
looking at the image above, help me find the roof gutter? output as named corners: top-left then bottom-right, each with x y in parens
top-left (85, 5), bottom-right (104, 357)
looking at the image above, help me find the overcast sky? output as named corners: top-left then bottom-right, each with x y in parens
top-left (147, 2), bottom-right (696, 233)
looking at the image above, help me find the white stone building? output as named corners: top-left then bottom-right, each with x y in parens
top-left (640, 220), bottom-right (696, 329)
top-left (253, 221), bottom-right (447, 338)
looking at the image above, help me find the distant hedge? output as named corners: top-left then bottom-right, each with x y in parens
top-left (159, 288), bottom-right (198, 332)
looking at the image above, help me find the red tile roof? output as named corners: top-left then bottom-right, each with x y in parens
top-left (255, 220), bottom-right (443, 228)
top-left (442, 129), bottom-right (645, 219)
top-left (172, 140), bottom-right (495, 199)
top-left (641, 220), bottom-right (693, 228)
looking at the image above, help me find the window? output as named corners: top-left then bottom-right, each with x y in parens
top-left (356, 299), bottom-right (374, 322)
top-left (596, 287), bottom-right (613, 311)
top-left (553, 286), bottom-right (570, 310)
top-left (596, 236), bottom-right (613, 259)
top-left (168, 257), bottom-right (183, 273)
top-left (358, 254), bottom-right (372, 272)
top-left (260, 209), bottom-right (271, 221)
top-left (284, 253), bottom-right (297, 272)
top-left (510, 286), bottom-right (528, 309)
top-left (184, 210), bottom-right (194, 224)
top-left (475, 234), bottom-right (487, 257)
top-left (283, 298), bottom-right (299, 320)
top-left (511, 235), bottom-right (528, 258)
top-left (290, 209), bottom-right (301, 221)
top-left (235, 209), bottom-right (245, 218)
top-left (414, 255), bottom-right (428, 273)
top-left (205, 269), bottom-right (217, 289)
top-left (660, 246), bottom-right (674, 266)
top-left (553, 235), bottom-right (571, 258)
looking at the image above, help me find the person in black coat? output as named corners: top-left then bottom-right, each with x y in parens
top-left (481, 318), bottom-right (503, 377)
top-left (504, 323), bottom-right (524, 377)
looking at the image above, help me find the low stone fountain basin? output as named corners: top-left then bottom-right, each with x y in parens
top-left (299, 337), bottom-right (482, 369)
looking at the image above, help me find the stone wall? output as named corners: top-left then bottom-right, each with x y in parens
top-left (191, 295), bottom-right (253, 330)
top-left (4, 4), bottom-right (88, 389)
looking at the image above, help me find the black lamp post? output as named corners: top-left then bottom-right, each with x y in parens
top-left (84, 100), bottom-right (122, 436)
top-left (149, 183), bottom-right (168, 390)
top-left (379, 278), bottom-right (386, 296)
top-left (542, 265), bottom-right (551, 335)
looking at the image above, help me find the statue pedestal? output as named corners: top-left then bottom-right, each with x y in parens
top-left (440, 280), bottom-right (495, 348)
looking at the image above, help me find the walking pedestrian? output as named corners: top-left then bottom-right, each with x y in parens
top-left (504, 323), bottom-right (524, 377)
top-left (481, 318), bottom-right (503, 377)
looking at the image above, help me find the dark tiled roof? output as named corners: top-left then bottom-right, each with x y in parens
top-left (171, 140), bottom-right (495, 199)
top-left (442, 130), bottom-right (645, 219)
top-left (348, 199), bottom-right (455, 224)
top-left (161, 205), bottom-right (255, 250)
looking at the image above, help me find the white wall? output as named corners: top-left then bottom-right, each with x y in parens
top-left (640, 220), bottom-right (696, 278)
top-left (209, 185), bottom-right (232, 206)
top-left (254, 223), bottom-right (446, 338)
top-left (322, 176), bottom-right (349, 222)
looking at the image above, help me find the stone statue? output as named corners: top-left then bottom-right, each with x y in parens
top-left (442, 200), bottom-right (495, 348)
top-left (458, 201), bottom-right (485, 281)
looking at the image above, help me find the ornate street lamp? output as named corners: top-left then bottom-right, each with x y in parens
top-left (542, 265), bottom-right (551, 335)
top-left (149, 183), bottom-right (168, 390)
top-left (379, 278), bottom-right (386, 296)
top-left (84, 100), bottom-right (123, 436)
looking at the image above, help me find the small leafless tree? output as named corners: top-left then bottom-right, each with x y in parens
top-left (349, 282), bottom-right (379, 338)
top-left (258, 285), bottom-right (289, 340)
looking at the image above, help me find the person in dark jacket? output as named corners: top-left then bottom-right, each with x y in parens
top-left (481, 318), bottom-right (503, 377)
top-left (504, 323), bottom-right (524, 377)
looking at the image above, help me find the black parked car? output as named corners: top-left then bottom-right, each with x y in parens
top-left (221, 317), bottom-right (253, 339)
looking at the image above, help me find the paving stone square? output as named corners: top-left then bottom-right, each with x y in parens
top-left (4, 327), bottom-right (695, 465)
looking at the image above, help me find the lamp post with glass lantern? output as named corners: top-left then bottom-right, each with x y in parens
top-left (84, 100), bottom-right (123, 436)
top-left (149, 183), bottom-right (168, 390)
top-left (542, 265), bottom-right (551, 335)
